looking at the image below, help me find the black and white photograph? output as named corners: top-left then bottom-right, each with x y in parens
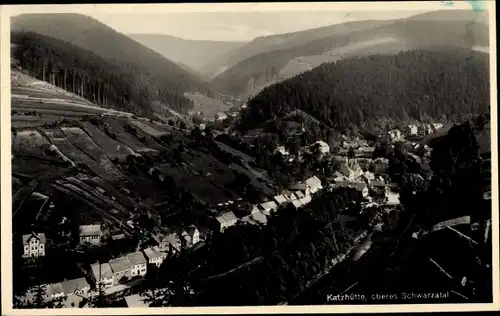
top-left (1, 1), bottom-right (498, 313)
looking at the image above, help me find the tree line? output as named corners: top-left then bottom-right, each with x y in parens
top-left (11, 31), bottom-right (205, 116)
top-left (238, 49), bottom-right (489, 133)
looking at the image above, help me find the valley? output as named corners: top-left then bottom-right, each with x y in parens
top-left (7, 6), bottom-right (494, 310)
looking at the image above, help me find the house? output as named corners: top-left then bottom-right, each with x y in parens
top-left (299, 195), bottom-right (312, 206)
top-left (182, 225), bottom-right (201, 247)
top-left (432, 123), bottom-right (443, 131)
top-left (291, 199), bottom-right (304, 209)
top-left (340, 160), bottom-right (363, 181)
top-left (388, 129), bottom-right (402, 141)
top-left (79, 224), bottom-right (102, 245)
top-left (126, 251), bottom-right (147, 277)
top-left (273, 194), bottom-right (289, 205)
top-left (357, 146), bottom-right (375, 158)
top-left (275, 146), bottom-right (290, 156)
top-left (216, 211), bottom-right (238, 232)
top-left (304, 176), bottom-right (323, 194)
top-left (90, 262), bottom-right (114, 288)
top-left (109, 256), bottom-right (132, 283)
top-left (241, 104), bottom-right (248, 109)
top-left (163, 233), bottom-right (182, 253)
top-left (216, 112), bottom-right (228, 121)
top-left (60, 277), bottom-right (90, 297)
top-left (250, 204), bottom-right (261, 215)
top-left (406, 125), bottom-right (418, 136)
top-left (199, 123), bottom-right (206, 130)
top-left (46, 283), bottom-right (65, 300)
top-left (125, 294), bottom-right (149, 307)
top-left (291, 183), bottom-right (311, 197)
top-left (311, 140), bottom-right (330, 155)
top-left (385, 188), bottom-right (400, 205)
top-left (22, 232), bottom-right (46, 258)
top-left (259, 201), bottom-right (279, 215)
top-left (295, 190), bottom-right (306, 199)
top-left (143, 247), bottom-right (167, 268)
top-left (361, 171), bottom-right (375, 183)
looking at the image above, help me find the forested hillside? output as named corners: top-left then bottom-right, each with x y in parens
top-left (12, 32), bottom-right (157, 116)
top-left (238, 49), bottom-right (489, 132)
top-left (11, 13), bottom-right (215, 113)
top-left (212, 17), bottom-right (489, 96)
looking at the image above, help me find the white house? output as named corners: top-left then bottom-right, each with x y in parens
top-left (216, 112), bottom-right (228, 121)
top-left (304, 176), bottom-right (323, 194)
top-left (291, 183), bottom-right (311, 197)
top-left (311, 140), bottom-right (330, 155)
top-left (182, 225), bottom-right (200, 247)
top-left (259, 201), bottom-right (279, 215)
top-left (273, 194), bottom-right (289, 205)
top-left (385, 187), bottom-right (401, 205)
top-left (22, 232), bottom-right (46, 258)
top-left (250, 204), bottom-right (261, 215)
top-left (46, 283), bottom-right (65, 300)
top-left (275, 146), bottom-right (289, 156)
top-left (291, 199), bottom-right (304, 209)
top-left (79, 224), bottom-right (102, 245)
top-left (388, 129), bottom-right (402, 141)
top-left (143, 247), bottom-right (167, 268)
top-left (299, 195), bottom-right (312, 206)
top-left (432, 123), bottom-right (443, 131)
top-left (91, 262), bottom-right (114, 288)
top-left (60, 277), bottom-right (90, 297)
top-left (406, 124), bottom-right (418, 136)
top-left (109, 256), bottom-right (133, 283)
top-left (216, 211), bottom-right (238, 232)
top-left (126, 251), bottom-right (148, 277)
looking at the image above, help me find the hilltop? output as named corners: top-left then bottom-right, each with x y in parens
top-left (210, 10), bottom-right (489, 97)
top-left (128, 33), bottom-right (246, 78)
top-left (11, 13), bottom-right (216, 115)
top-left (238, 48), bottom-right (490, 133)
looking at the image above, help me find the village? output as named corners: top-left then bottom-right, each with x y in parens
top-left (16, 121), bottom-right (444, 308)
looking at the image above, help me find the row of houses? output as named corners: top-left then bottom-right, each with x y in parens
top-left (390, 123), bottom-right (444, 141)
top-left (90, 246), bottom-right (166, 289)
top-left (211, 175), bottom-right (324, 232)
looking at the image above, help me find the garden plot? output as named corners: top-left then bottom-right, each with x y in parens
top-left (12, 130), bottom-right (51, 156)
top-left (101, 117), bottom-right (157, 153)
top-left (130, 120), bottom-right (169, 138)
top-left (80, 121), bottom-right (138, 162)
top-left (125, 122), bottom-right (166, 151)
top-left (61, 127), bottom-right (125, 181)
top-left (44, 130), bottom-right (120, 183)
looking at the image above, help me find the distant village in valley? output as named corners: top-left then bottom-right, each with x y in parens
top-left (15, 118), bottom-right (449, 307)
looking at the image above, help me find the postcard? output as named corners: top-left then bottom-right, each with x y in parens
top-left (1, 1), bottom-right (498, 314)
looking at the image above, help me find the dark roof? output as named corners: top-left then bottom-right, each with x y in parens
top-left (126, 251), bottom-right (147, 266)
top-left (60, 277), bottom-right (89, 294)
top-left (22, 232), bottom-right (46, 245)
top-left (91, 262), bottom-right (113, 279)
top-left (109, 257), bottom-right (132, 273)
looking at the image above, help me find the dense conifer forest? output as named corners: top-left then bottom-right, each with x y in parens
top-left (212, 19), bottom-right (488, 96)
top-left (11, 14), bottom-right (216, 114)
top-left (238, 49), bottom-right (489, 132)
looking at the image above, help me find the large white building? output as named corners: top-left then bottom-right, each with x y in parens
top-left (22, 232), bottom-right (46, 258)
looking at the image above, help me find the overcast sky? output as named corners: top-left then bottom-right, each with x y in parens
top-left (9, 2), bottom-right (477, 42)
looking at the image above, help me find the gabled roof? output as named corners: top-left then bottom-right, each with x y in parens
top-left (305, 176), bottom-right (322, 188)
top-left (79, 224), bottom-right (102, 237)
top-left (143, 247), bottom-right (165, 260)
top-left (22, 232), bottom-right (46, 245)
top-left (291, 200), bottom-right (303, 208)
top-left (91, 262), bottom-right (113, 279)
top-left (260, 201), bottom-right (278, 211)
top-left (109, 257), bottom-right (132, 273)
top-left (273, 195), bottom-right (288, 204)
top-left (291, 183), bottom-right (308, 191)
top-left (46, 283), bottom-right (64, 296)
top-left (295, 191), bottom-right (305, 199)
top-left (60, 277), bottom-right (89, 294)
top-left (126, 251), bottom-right (147, 266)
top-left (182, 225), bottom-right (199, 238)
